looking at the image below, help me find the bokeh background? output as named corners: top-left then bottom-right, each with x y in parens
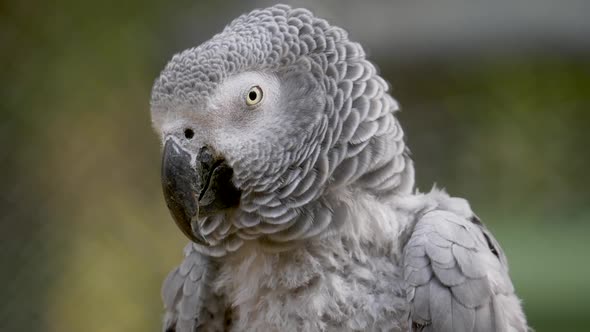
top-left (1, 0), bottom-right (589, 331)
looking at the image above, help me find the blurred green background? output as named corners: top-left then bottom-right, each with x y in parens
top-left (1, 0), bottom-right (589, 331)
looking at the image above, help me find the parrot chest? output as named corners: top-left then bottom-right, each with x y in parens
top-left (215, 239), bottom-right (410, 331)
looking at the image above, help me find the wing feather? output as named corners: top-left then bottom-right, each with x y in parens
top-left (452, 299), bottom-right (475, 332)
top-left (429, 278), bottom-right (453, 331)
top-left (474, 301), bottom-right (495, 332)
top-left (413, 284), bottom-right (431, 323)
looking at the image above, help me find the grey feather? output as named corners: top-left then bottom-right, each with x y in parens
top-left (429, 278), bottom-right (452, 331)
top-left (425, 242), bottom-right (454, 264)
top-left (451, 277), bottom-right (492, 308)
top-left (474, 301), bottom-right (495, 332)
top-left (406, 255), bottom-right (430, 269)
top-left (161, 268), bottom-right (184, 309)
top-left (413, 284), bottom-right (431, 322)
top-left (432, 261), bottom-right (466, 286)
top-left (405, 266), bottom-right (434, 286)
top-left (452, 245), bottom-right (486, 279)
top-left (451, 299), bottom-right (475, 332)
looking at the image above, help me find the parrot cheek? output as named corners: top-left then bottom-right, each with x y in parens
top-left (161, 139), bottom-right (241, 244)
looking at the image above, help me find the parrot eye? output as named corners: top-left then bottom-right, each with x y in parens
top-left (245, 86), bottom-right (263, 106)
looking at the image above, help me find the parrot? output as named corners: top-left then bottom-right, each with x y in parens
top-left (150, 4), bottom-right (529, 332)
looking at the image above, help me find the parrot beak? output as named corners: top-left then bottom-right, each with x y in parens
top-left (160, 139), bottom-right (241, 244)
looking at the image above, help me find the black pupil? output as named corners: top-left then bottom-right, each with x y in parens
top-left (248, 91), bottom-right (257, 101)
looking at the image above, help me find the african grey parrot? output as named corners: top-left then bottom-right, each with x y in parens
top-left (150, 4), bottom-right (528, 332)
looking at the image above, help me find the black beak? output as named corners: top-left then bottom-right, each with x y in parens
top-left (161, 139), bottom-right (241, 244)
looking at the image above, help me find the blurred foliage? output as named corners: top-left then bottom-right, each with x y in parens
top-left (0, 0), bottom-right (588, 331)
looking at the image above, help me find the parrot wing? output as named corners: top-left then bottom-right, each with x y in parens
top-left (161, 244), bottom-right (226, 332)
top-left (403, 209), bottom-right (527, 332)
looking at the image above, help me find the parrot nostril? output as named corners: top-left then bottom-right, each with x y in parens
top-left (184, 128), bottom-right (195, 140)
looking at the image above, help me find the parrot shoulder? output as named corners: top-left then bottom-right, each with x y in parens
top-left (402, 192), bottom-right (528, 331)
top-left (161, 243), bottom-right (229, 332)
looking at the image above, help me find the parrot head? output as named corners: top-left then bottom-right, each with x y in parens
top-left (150, 5), bottom-right (413, 256)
